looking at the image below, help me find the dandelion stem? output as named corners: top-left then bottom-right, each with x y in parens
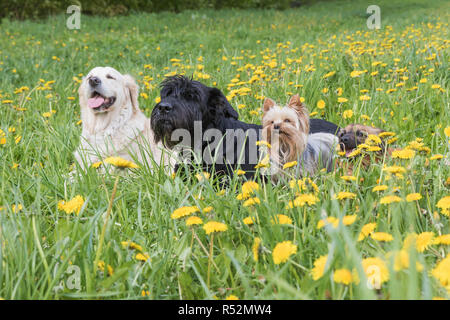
top-left (192, 229), bottom-right (219, 272)
top-left (93, 175), bottom-right (120, 274)
top-left (207, 233), bottom-right (214, 289)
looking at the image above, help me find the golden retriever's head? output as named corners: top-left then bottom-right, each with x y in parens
top-left (79, 66), bottom-right (139, 115)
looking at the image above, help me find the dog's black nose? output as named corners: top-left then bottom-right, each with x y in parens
top-left (89, 76), bottom-right (101, 87)
top-left (274, 124), bottom-right (280, 130)
top-left (158, 102), bottom-right (172, 113)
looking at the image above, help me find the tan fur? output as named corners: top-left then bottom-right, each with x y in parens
top-left (340, 123), bottom-right (384, 146)
top-left (337, 123), bottom-right (390, 175)
top-left (262, 97), bottom-right (308, 165)
top-left (262, 95), bottom-right (338, 181)
top-left (74, 66), bottom-right (175, 173)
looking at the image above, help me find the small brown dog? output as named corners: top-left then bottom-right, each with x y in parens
top-left (261, 95), bottom-right (338, 180)
top-left (337, 124), bottom-right (390, 173)
top-left (338, 124), bottom-right (385, 155)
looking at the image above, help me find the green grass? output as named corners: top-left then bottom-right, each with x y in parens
top-left (0, 0), bottom-right (449, 299)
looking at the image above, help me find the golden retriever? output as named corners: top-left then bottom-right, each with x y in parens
top-left (74, 66), bottom-right (174, 172)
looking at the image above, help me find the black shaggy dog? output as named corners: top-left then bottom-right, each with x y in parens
top-left (151, 75), bottom-right (339, 179)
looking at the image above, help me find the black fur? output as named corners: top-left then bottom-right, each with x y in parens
top-left (151, 75), bottom-right (339, 179)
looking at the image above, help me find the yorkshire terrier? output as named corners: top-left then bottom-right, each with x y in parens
top-left (262, 94), bottom-right (339, 181)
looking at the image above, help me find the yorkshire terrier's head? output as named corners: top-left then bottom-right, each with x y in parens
top-left (262, 94), bottom-right (309, 164)
top-left (339, 124), bottom-right (385, 155)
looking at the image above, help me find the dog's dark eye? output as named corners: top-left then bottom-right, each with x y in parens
top-left (271, 121), bottom-right (274, 124)
top-left (284, 119), bottom-right (290, 123)
top-left (106, 74), bottom-right (116, 80)
top-left (356, 130), bottom-right (365, 137)
top-left (339, 131), bottom-right (345, 138)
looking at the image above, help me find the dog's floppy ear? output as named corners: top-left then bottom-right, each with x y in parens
top-left (123, 74), bottom-right (139, 111)
top-left (207, 87), bottom-right (239, 121)
top-left (263, 98), bottom-right (276, 113)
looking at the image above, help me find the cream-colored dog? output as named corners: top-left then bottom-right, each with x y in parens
top-left (74, 66), bottom-right (174, 172)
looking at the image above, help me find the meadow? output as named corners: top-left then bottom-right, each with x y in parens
top-left (0, 0), bottom-right (449, 300)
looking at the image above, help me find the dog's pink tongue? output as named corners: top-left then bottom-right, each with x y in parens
top-left (88, 96), bottom-right (105, 109)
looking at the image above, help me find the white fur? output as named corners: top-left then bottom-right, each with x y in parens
top-left (73, 66), bottom-right (175, 173)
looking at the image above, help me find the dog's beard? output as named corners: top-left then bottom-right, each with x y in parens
top-left (150, 101), bottom-right (201, 149)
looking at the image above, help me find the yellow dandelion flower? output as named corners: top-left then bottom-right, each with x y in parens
top-left (186, 216), bottom-right (203, 226)
top-left (337, 97), bottom-right (348, 103)
top-left (406, 193), bottom-right (422, 202)
top-left (271, 214), bottom-right (293, 225)
top-left (380, 195), bottom-right (402, 204)
top-left (342, 109), bottom-right (353, 119)
top-left (256, 140), bottom-right (272, 148)
top-left (437, 196), bottom-right (450, 216)
top-left (383, 165), bottom-right (406, 174)
top-left (391, 148), bottom-right (415, 160)
top-left (195, 172), bottom-right (210, 181)
top-left (104, 156), bottom-right (139, 169)
top-left (203, 221), bottom-right (228, 234)
top-left (433, 234), bottom-right (450, 246)
top-left (57, 195), bottom-right (85, 215)
top-left (317, 217), bottom-right (338, 229)
top-left (402, 233), bottom-right (418, 250)
top-left (379, 131), bottom-right (396, 138)
top-left (135, 253), bottom-right (150, 262)
top-left (121, 241), bottom-right (143, 252)
top-left (311, 255), bottom-right (328, 280)
top-left (91, 161), bottom-right (102, 169)
top-left (371, 232), bottom-right (394, 242)
top-left (225, 295), bottom-right (239, 300)
top-left (317, 100), bottom-right (326, 109)
top-left (252, 237), bottom-right (261, 262)
top-left (372, 185), bottom-right (388, 192)
top-left (341, 175), bottom-right (357, 182)
top-left (241, 181), bottom-right (259, 197)
top-left (243, 216), bottom-right (255, 225)
top-left (255, 153), bottom-right (270, 168)
top-left (362, 257), bottom-right (389, 287)
top-left (387, 137), bottom-right (398, 144)
top-left (343, 215), bottom-right (357, 226)
top-left (416, 232), bottom-right (434, 252)
top-left (235, 169), bottom-right (246, 176)
top-left (287, 193), bottom-right (319, 208)
top-left (283, 161), bottom-right (298, 169)
top-left (366, 134), bottom-right (382, 145)
top-left (12, 204), bottom-right (23, 213)
top-left (358, 223), bottom-right (377, 241)
top-left (272, 241), bottom-right (297, 265)
top-left (202, 206), bottom-right (213, 213)
top-left (243, 197), bottom-right (260, 207)
top-left (432, 254), bottom-right (450, 287)
top-left (171, 206), bottom-right (200, 219)
top-left (333, 268), bottom-right (354, 285)
top-left (335, 192), bottom-right (357, 200)
top-left (392, 250), bottom-right (423, 272)
top-left (359, 95), bottom-right (371, 101)
top-left (430, 154), bottom-right (444, 161)
top-left (444, 127), bottom-right (450, 137)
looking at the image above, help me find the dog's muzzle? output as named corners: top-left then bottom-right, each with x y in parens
top-left (157, 102), bottom-right (173, 114)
